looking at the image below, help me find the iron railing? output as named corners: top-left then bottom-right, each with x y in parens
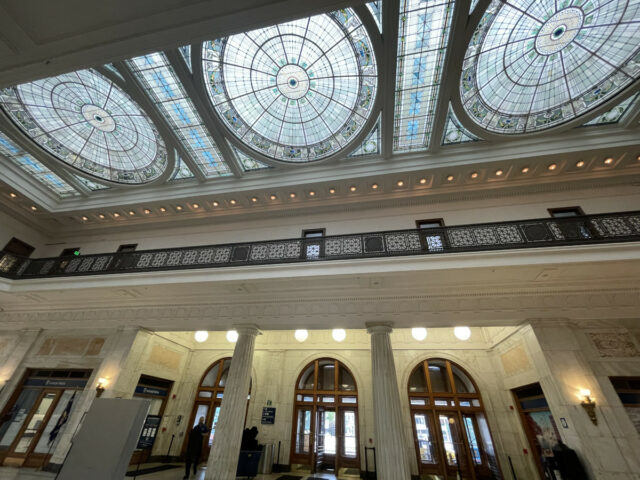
top-left (0, 211), bottom-right (639, 280)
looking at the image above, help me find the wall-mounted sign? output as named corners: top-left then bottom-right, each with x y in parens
top-left (134, 386), bottom-right (167, 397)
top-left (261, 407), bottom-right (276, 425)
top-left (137, 415), bottom-right (161, 449)
top-left (25, 378), bottom-right (88, 388)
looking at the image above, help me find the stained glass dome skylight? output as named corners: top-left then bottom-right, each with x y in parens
top-left (202, 9), bottom-right (378, 163)
top-left (0, 69), bottom-right (168, 184)
top-left (460, 0), bottom-right (640, 134)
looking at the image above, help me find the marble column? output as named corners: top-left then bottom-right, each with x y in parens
top-left (367, 323), bottom-right (412, 480)
top-left (206, 326), bottom-right (259, 480)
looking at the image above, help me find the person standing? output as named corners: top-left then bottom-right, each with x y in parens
top-left (184, 416), bottom-right (209, 479)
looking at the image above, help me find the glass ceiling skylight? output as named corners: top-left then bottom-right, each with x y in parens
top-left (0, 69), bottom-right (168, 184)
top-left (0, 132), bottom-right (78, 198)
top-left (202, 8), bottom-right (378, 163)
top-left (127, 53), bottom-right (231, 178)
top-left (442, 104), bottom-right (479, 145)
top-left (461, 0), bottom-right (640, 134)
top-left (393, 0), bottom-right (455, 152)
top-left (583, 93), bottom-right (639, 126)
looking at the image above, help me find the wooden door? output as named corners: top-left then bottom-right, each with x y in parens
top-left (336, 407), bottom-right (359, 470)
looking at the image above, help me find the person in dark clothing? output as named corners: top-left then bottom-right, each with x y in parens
top-left (551, 440), bottom-right (589, 480)
top-left (184, 416), bottom-right (209, 479)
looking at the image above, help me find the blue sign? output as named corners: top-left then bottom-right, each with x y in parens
top-left (24, 378), bottom-right (88, 388)
top-left (135, 386), bottom-right (167, 397)
top-left (261, 407), bottom-right (276, 425)
top-left (137, 415), bottom-right (161, 449)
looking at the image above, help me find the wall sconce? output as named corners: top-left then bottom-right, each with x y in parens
top-left (580, 389), bottom-right (597, 425)
top-left (96, 378), bottom-right (107, 398)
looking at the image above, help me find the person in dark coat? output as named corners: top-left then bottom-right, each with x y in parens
top-left (184, 416), bottom-right (209, 479)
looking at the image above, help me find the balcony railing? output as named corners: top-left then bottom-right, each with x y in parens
top-left (1, 211), bottom-right (639, 280)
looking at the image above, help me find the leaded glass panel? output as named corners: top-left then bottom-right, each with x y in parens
top-left (442, 103), bottom-right (480, 145)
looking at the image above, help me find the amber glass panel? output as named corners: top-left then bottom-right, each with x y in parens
top-left (408, 364), bottom-right (428, 393)
top-left (427, 360), bottom-right (451, 392)
top-left (451, 363), bottom-right (476, 393)
top-left (338, 366), bottom-right (356, 391)
top-left (298, 364), bottom-right (315, 390)
top-left (317, 360), bottom-right (335, 391)
top-left (201, 363), bottom-right (220, 387)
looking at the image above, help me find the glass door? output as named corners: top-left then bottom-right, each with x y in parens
top-left (292, 406), bottom-right (314, 465)
top-left (411, 411), bottom-right (441, 475)
top-left (437, 412), bottom-right (472, 479)
top-left (314, 407), bottom-right (336, 472)
top-left (337, 407), bottom-right (358, 470)
top-left (3, 390), bottom-right (61, 466)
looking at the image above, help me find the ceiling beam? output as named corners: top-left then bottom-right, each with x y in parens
top-left (381, 0), bottom-right (400, 159)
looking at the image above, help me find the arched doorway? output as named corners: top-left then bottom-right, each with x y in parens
top-left (407, 358), bottom-right (501, 480)
top-left (183, 357), bottom-right (250, 461)
top-left (291, 358), bottom-right (359, 475)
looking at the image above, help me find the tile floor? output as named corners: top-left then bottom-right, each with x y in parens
top-left (0, 465), bottom-right (339, 480)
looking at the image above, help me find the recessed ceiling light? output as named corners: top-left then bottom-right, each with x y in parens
top-left (192, 203), bottom-right (199, 209)
top-left (576, 160), bottom-right (585, 168)
top-left (98, 214), bottom-right (105, 219)
top-left (329, 188), bottom-right (336, 194)
top-left (144, 209), bottom-right (151, 214)
top-left (419, 178), bottom-right (427, 184)
top-left (412, 327), bottom-right (427, 341)
top-left (212, 201), bottom-right (219, 207)
top-left (113, 212), bottom-right (120, 217)
top-left (128, 210), bottom-right (135, 216)
top-left (547, 163), bottom-right (557, 171)
top-left (454, 326), bottom-right (471, 341)
top-left (604, 157), bottom-right (614, 165)
top-left (349, 185), bottom-right (356, 192)
top-left (269, 194), bottom-right (277, 201)
top-left (9, 192), bottom-right (17, 198)
top-left (289, 192), bottom-right (296, 198)
top-left (309, 191), bottom-right (315, 196)
top-left (176, 205), bottom-right (183, 211)
top-left (521, 166), bottom-right (530, 173)
top-left (294, 329), bottom-right (308, 342)
top-left (81, 216), bottom-right (88, 221)
top-left (637, 155), bottom-right (640, 161)
top-left (447, 175), bottom-right (454, 182)
top-left (230, 199), bottom-right (237, 205)
top-left (332, 329), bottom-right (346, 342)
top-left (226, 330), bottom-right (238, 343)
top-left (396, 180), bottom-right (404, 187)
top-left (495, 169), bottom-right (503, 176)
top-left (159, 207), bottom-right (166, 212)
top-left (251, 197), bottom-right (258, 203)
top-left (30, 205), bottom-right (37, 211)
top-left (194, 331), bottom-right (208, 343)
top-left (471, 172), bottom-right (478, 179)
top-left (371, 183), bottom-right (379, 190)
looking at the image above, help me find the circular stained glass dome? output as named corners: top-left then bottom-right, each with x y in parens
top-left (460, 0), bottom-right (640, 134)
top-left (202, 9), bottom-right (378, 163)
top-left (0, 69), bottom-right (168, 184)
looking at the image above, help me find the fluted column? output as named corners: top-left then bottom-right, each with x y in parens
top-left (367, 323), bottom-right (412, 480)
top-left (206, 326), bottom-right (259, 480)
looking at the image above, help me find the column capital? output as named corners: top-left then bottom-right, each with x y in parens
top-left (233, 325), bottom-right (261, 336)
top-left (366, 322), bottom-right (393, 335)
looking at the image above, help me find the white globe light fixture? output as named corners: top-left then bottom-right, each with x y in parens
top-left (332, 329), bottom-right (346, 342)
top-left (454, 326), bottom-right (471, 341)
top-left (294, 329), bottom-right (309, 342)
top-left (412, 327), bottom-right (428, 341)
top-left (226, 330), bottom-right (239, 343)
top-left (194, 330), bottom-right (209, 343)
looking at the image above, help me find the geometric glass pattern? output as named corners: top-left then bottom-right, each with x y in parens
top-left (73, 174), bottom-right (109, 191)
top-left (460, 0), bottom-right (640, 134)
top-left (583, 93), bottom-right (639, 126)
top-left (393, 0), bottom-right (455, 152)
top-left (442, 103), bottom-right (479, 145)
top-left (0, 69), bottom-right (168, 184)
top-left (171, 153), bottom-right (196, 180)
top-left (126, 53), bottom-right (232, 178)
top-left (179, 45), bottom-right (192, 72)
top-left (202, 8), bottom-right (378, 163)
top-left (367, 1), bottom-right (382, 32)
top-left (231, 146), bottom-right (271, 171)
top-left (349, 114), bottom-right (381, 157)
top-left (0, 132), bottom-right (79, 198)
